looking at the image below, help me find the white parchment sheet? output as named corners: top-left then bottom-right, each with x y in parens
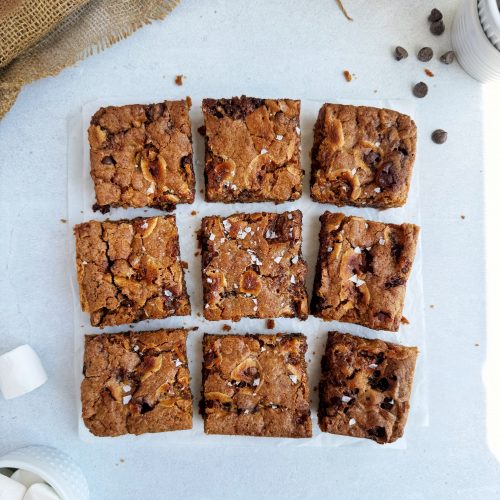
top-left (67, 97), bottom-right (428, 448)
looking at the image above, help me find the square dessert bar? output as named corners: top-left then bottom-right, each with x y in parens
top-left (319, 331), bottom-right (418, 444)
top-left (74, 216), bottom-right (190, 327)
top-left (81, 329), bottom-right (192, 437)
top-left (311, 212), bottom-right (419, 331)
top-left (202, 96), bottom-right (303, 203)
top-left (200, 210), bottom-right (309, 321)
top-left (201, 333), bottom-right (312, 438)
top-left (89, 100), bottom-right (195, 212)
top-left (310, 103), bottom-right (417, 208)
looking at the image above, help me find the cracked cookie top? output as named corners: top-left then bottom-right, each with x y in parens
top-left (310, 104), bottom-right (417, 209)
top-left (89, 100), bottom-right (195, 212)
top-left (311, 212), bottom-right (419, 332)
top-left (200, 210), bottom-right (309, 321)
top-left (74, 216), bottom-right (190, 327)
top-left (201, 333), bottom-right (311, 438)
top-left (81, 329), bottom-right (192, 437)
top-left (201, 96), bottom-right (303, 203)
top-left (319, 331), bottom-right (418, 444)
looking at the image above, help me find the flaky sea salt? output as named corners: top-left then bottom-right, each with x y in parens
top-left (164, 289), bottom-right (173, 297)
top-left (290, 275), bottom-right (296, 284)
top-left (253, 378), bottom-right (260, 386)
top-left (175, 359), bottom-right (183, 367)
top-left (223, 220), bottom-right (232, 232)
top-left (208, 233), bottom-right (215, 241)
top-left (289, 374), bottom-right (298, 384)
top-left (261, 148), bottom-right (268, 154)
top-left (122, 385), bottom-right (131, 393)
top-left (379, 238), bottom-right (385, 245)
top-left (206, 278), bottom-right (213, 283)
top-left (291, 255), bottom-right (299, 264)
top-left (349, 418), bottom-right (356, 426)
top-left (341, 395), bottom-right (352, 403)
top-left (348, 274), bottom-right (366, 287)
top-left (276, 134), bottom-right (283, 141)
top-left (368, 363), bottom-right (378, 369)
top-left (374, 187), bottom-right (381, 193)
top-left (354, 247), bottom-right (361, 254)
top-left (122, 395), bottom-right (132, 405)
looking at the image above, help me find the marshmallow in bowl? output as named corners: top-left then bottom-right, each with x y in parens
top-left (23, 483), bottom-right (61, 500)
top-left (10, 469), bottom-right (46, 488)
top-left (0, 472), bottom-right (27, 500)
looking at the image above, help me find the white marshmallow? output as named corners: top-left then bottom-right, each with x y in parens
top-left (23, 483), bottom-right (60, 500)
top-left (10, 469), bottom-right (46, 488)
top-left (0, 473), bottom-right (27, 500)
top-left (0, 345), bottom-right (48, 399)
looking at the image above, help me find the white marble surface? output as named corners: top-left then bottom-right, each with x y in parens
top-left (0, 0), bottom-right (499, 498)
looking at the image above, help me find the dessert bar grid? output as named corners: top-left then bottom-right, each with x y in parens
top-left (68, 96), bottom-right (427, 447)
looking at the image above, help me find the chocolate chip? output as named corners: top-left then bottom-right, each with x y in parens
top-left (380, 397), bottom-right (395, 410)
top-left (430, 20), bottom-right (445, 35)
top-left (440, 51), bottom-right (455, 64)
top-left (394, 46), bottom-right (408, 61)
top-left (428, 8), bottom-right (443, 22)
top-left (377, 378), bottom-right (390, 391)
top-left (413, 81), bottom-right (428, 98)
top-left (101, 155), bottom-right (115, 165)
top-left (417, 47), bottom-right (433, 62)
top-left (376, 162), bottom-right (396, 188)
top-left (431, 129), bottom-right (448, 144)
top-left (364, 150), bottom-right (380, 166)
top-left (385, 276), bottom-right (406, 289)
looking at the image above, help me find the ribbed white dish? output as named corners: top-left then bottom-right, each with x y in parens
top-left (0, 446), bottom-right (89, 500)
top-left (478, 0), bottom-right (500, 49)
top-left (452, 0), bottom-right (500, 82)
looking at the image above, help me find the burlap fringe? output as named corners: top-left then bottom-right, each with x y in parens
top-left (0, 0), bottom-right (179, 120)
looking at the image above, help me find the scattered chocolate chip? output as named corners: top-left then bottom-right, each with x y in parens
top-left (418, 47), bottom-right (433, 62)
top-left (428, 8), bottom-right (443, 22)
top-left (431, 129), bottom-right (448, 144)
top-left (430, 20), bottom-right (445, 35)
top-left (197, 125), bottom-right (206, 136)
top-left (60, 218), bottom-right (67, 223)
top-left (413, 81), bottom-right (428, 98)
top-left (222, 324), bottom-right (231, 332)
top-left (175, 74), bottom-right (184, 86)
top-left (440, 50), bottom-right (455, 64)
top-left (266, 319), bottom-right (275, 330)
top-left (461, 215), bottom-right (465, 220)
top-left (424, 69), bottom-right (434, 77)
top-left (191, 210), bottom-right (198, 216)
top-left (394, 46), bottom-right (408, 61)
top-left (343, 70), bottom-right (352, 82)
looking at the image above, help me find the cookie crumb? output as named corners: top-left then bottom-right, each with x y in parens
top-left (461, 215), bottom-right (465, 219)
top-left (343, 70), bottom-right (353, 82)
top-left (424, 69), bottom-right (434, 77)
top-left (266, 319), bottom-right (275, 330)
top-left (475, 343), bottom-right (479, 347)
top-left (401, 316), bottom-right (410, 325)
top-left (175, 74), bottom-right (184, 86)
top-left (191, 210), bottom-right (198, 216)
top-left (430, 304), bottom-right (435, 309)
top-left (222, 324), bottom-right (232, 332)
top-left (60, 218), bottom-right (67, 223)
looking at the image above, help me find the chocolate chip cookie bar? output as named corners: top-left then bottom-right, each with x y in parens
top-left (81, 329), bottom-right (192, 437)
top-left (89, 100), bottom-right (195, 212)
top-left (200, 210), bottom-right (309, 321)
top-left (310, 104), bottom-right (417, 208)
top-left (74, 216), bottom-right (190, 327)
top-left (201, 96), bottom-right (303, 202)
top-left (201, 333), bottom-right (312, 438)
top-left (311, 212), bottom-right (419, 331)
top-left (319, 331), bottom-right (418, 444)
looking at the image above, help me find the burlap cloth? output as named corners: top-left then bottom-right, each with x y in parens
top-left (0, 0), bottom-right (179, 119)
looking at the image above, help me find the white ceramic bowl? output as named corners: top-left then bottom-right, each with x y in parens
top-left (0, 446), bottom-right (89, 500)
top-left (452, 0), bottom-right (500, 82)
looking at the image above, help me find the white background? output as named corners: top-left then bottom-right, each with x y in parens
top-left (1, 0), bottom-right (499, 498)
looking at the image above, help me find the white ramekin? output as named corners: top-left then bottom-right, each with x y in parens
top-left (478, 0), bottom-right (500, 49)
top-left (452, 0), bottom-right (500, 82)
top-left (0, 446), bottom-right (89, 500)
